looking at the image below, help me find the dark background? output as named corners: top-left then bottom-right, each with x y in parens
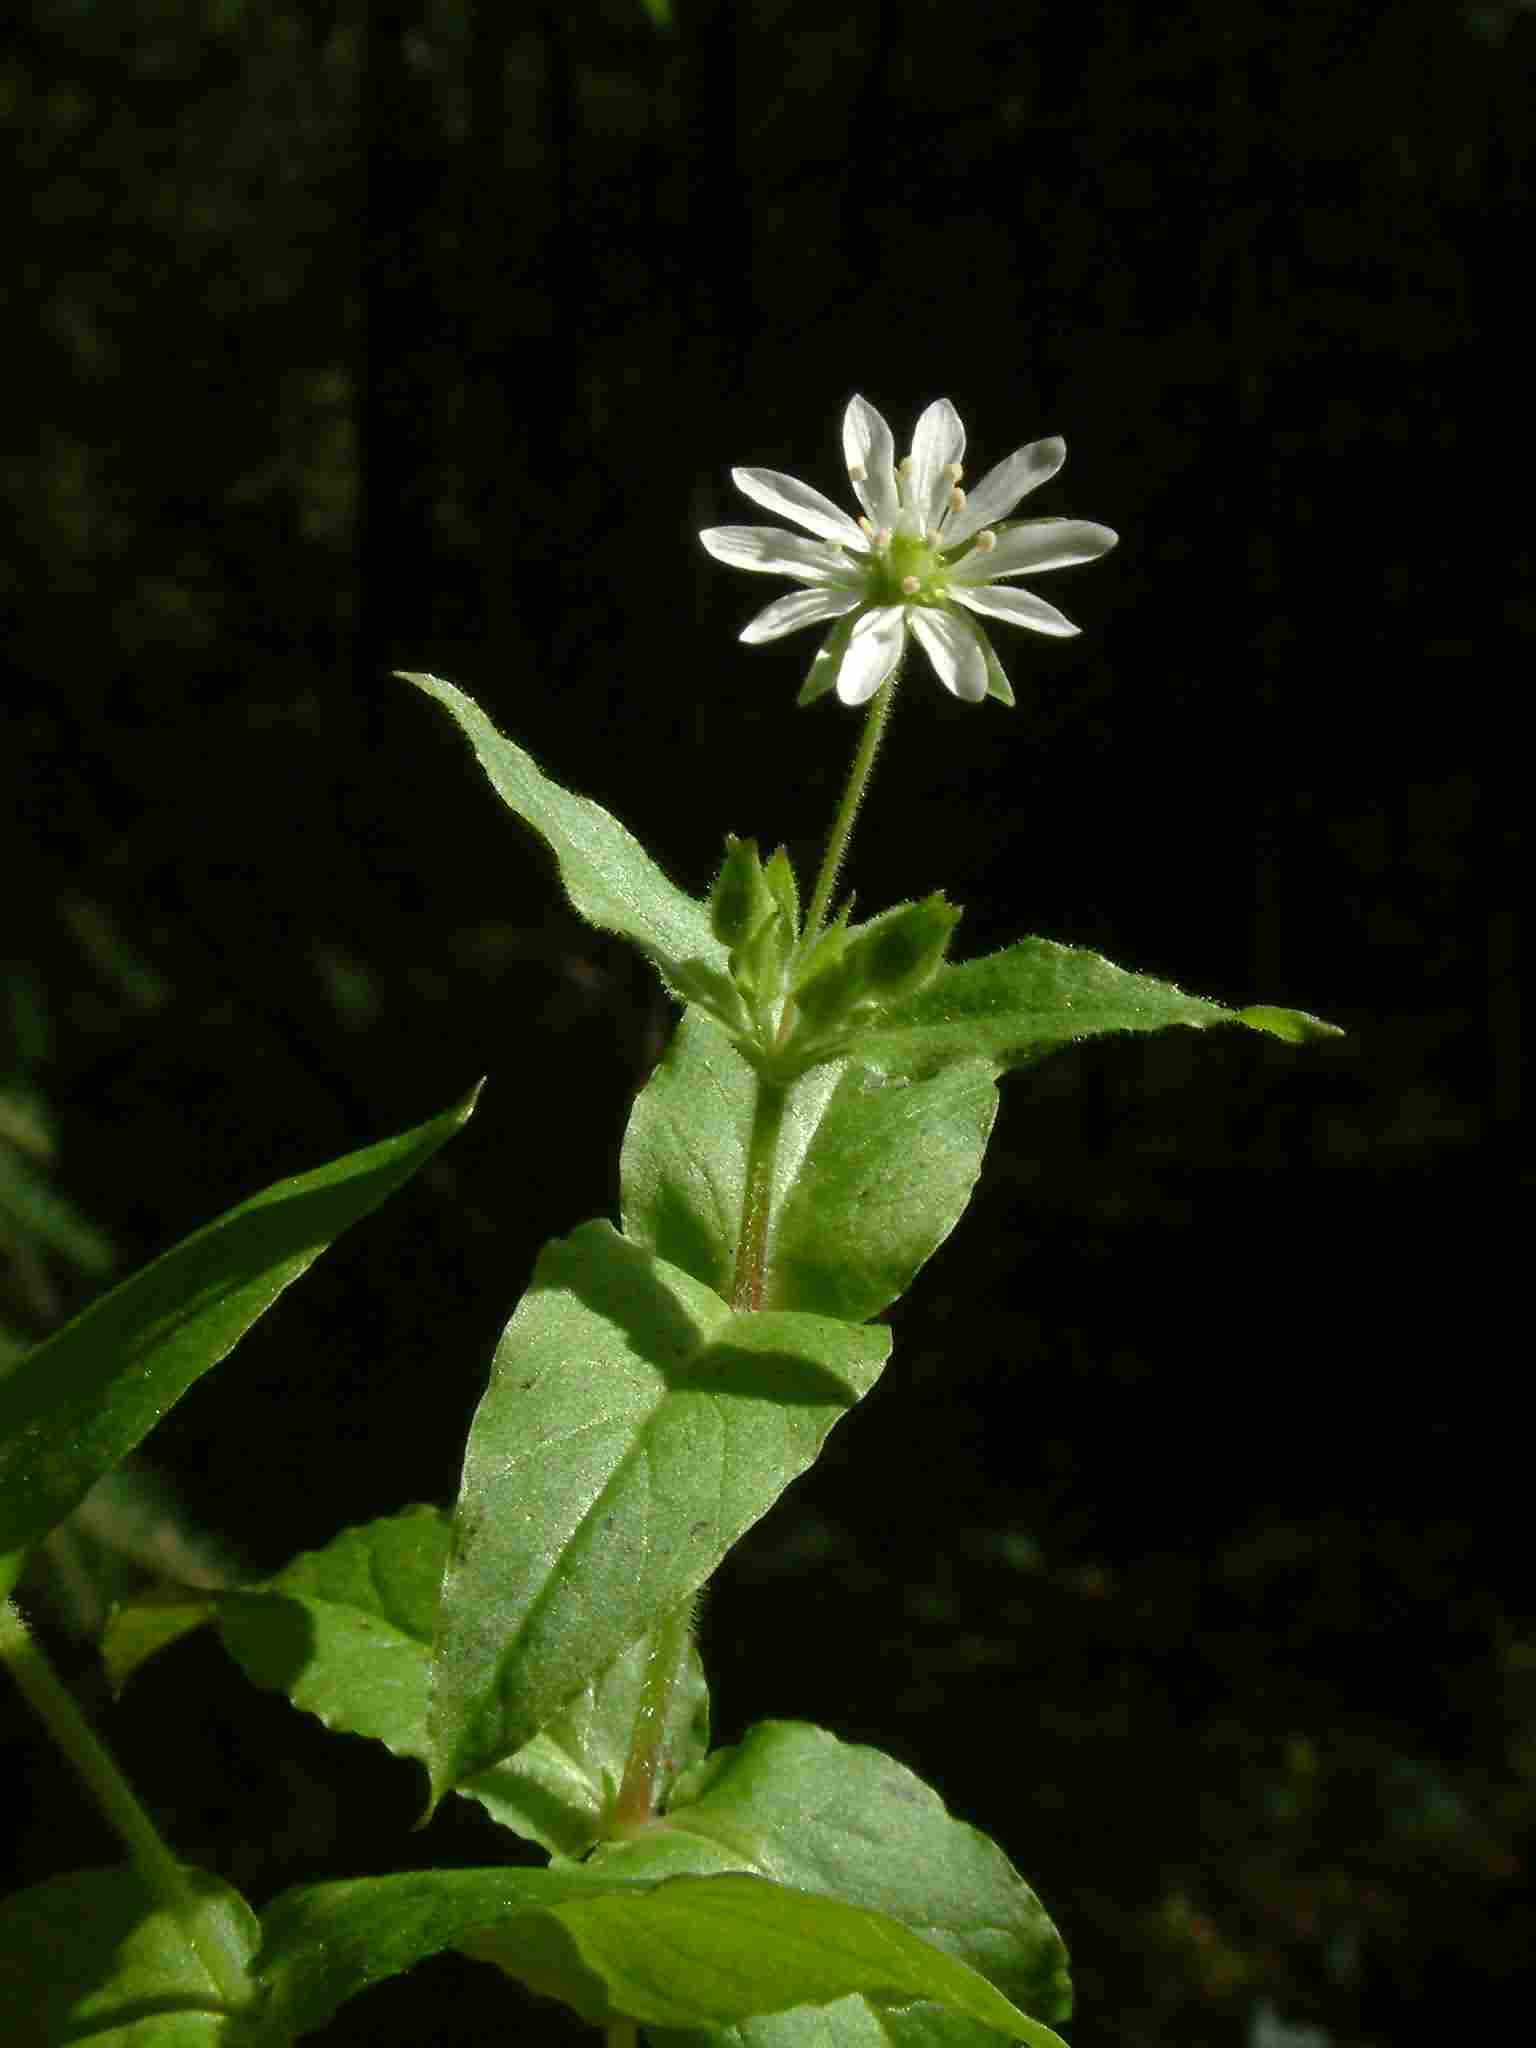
top-left (2, 3), bottom-right (1528, 2044)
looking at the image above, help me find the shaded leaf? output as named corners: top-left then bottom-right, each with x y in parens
top-left (0, 1865), bottom-right (260, 2047)
top-left (253, 1867), bottom-right (1063, 2043)
top-left (0, 1088), bottom-right (478, 1562)
top-left (203, 1505), bottom-right (709, 1857)
top-left (465, 1873), bottom-right (1067, 2041)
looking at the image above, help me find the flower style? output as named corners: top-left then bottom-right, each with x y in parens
top-left (699, 396), bottom-right (1117, 707)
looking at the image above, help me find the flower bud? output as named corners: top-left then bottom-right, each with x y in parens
top-left (709, 835), bottom-right (772, 949)
top-left (847, 894), bottom-right (961, 1003)
top-left (730, 909), bottom-right (789, 1006)
top-left (791, 897), bottom-right (958, 1037)
top-left (762, 847), bottom-right (801, 942)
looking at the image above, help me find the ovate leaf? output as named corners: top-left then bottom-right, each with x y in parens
top-left (592, 1721), bottom-right (1070, 2026)
top-left (254, 1869), bottom-right (1061, 2044)
top-left (0, 1865), bottom-right (260, 2047)
top-left (399, 671), bottom-right (724, 996)
top-left (622, 1012), bottom-right (997, 1323)
top-left (252, 1865), bottom-right (636, 2039)
top-left (428, 1222), bottom-right (888, 1799)
top-left (463, 1873), bottom-right (1066, 2042)
top-left (0, 1088), bottom-right (478, 1562)
top-left (205, 1505), bottom-right (708, 1857)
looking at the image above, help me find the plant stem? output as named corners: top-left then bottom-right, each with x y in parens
top-left (0, 1594), bottom-right (250, 2009)
top-left (606, 2025), bottom-right (638, 2048)
top-left (803, 665), bottom-right (901, 943)
top-left (729, 1075), bottom-right (790, 1313)
top-left (609, 1597), bottom-right (694, 1836)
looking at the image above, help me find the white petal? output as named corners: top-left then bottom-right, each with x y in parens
top-left (952, 583), bottom-right (1080, 637)
top-left (950, 518), bottom-right (1118, 581)
top-left (908, 399), bottom-right (966, 535)
top-left (699, 525), bottom-right (863, 583)
top-left (730, 467), bottom-right (867, 547)
top-left (836, 606), bottom-right (905, 705)
top-left (841, 395), bottom-right (900, 529)
top-left (741, 587), bottom-right (862, 644)
top-left (942, 437), bottom-right (1066, 546)
top-left (907, 606), bottom-right (990, 702)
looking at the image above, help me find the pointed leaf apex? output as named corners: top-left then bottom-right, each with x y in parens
top-left (1235, 1004), bottom-right (1345, 1044)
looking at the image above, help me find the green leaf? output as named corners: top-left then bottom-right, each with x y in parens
top-left (591, 1721), bottom-right (1071, 2029)
top-left (252, 1865), bottom-right (638, 2040)
top-left (843, 940), bottom-right (1342, 1079)
top-left (428, 1222), bottom-right (889, 1798)
top-left (0, 1865), bottom-right (261, 2047)
top-left (254, 1868), bottom-right (1059, 2042)
top-left (202, 1505), bottom-right (708, 1858)
top-left (650, 1986), bottom-right (1034, 2048)
top-left (0, 1088), bottom-right (478, 1563)
top-left (103, 1588), bottom-right (220, 1694)
top-left (463, 1873), bottom-right (1065, 2041)
top-left (1231, 1002), bottom-right (1344, 1044)
top-left (622, 1012), bottom-right (997, 1324)
top-left (399, 671), bottom-right (724, 996)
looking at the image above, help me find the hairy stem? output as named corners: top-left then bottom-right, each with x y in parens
top-left (610, 1597), bottom-right (695, 1836)
top-left (0, 1595), bottom-right (250, 2008)
top-left (729, 1076), bottom-right (790, 1313)
top-left (803, 665), bottom-right (900, 943)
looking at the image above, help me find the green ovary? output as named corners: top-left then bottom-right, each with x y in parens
top-left (866, 531), bottom-right (947, 607)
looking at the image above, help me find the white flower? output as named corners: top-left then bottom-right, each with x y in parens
top-left (699, 396), bottom-right (1117, 708)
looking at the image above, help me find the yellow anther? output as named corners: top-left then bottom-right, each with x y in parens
top-left (974, 528), bottom-right (997, 554)
top-left (948, 485), bottom-right (966, 513)
top-left (945, 462), bottom-right (964, 484)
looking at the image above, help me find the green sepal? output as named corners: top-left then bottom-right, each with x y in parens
top-left (797, 614), bottom-right (857, 706)
top-left (976, 622), bottom-right (1017, 706)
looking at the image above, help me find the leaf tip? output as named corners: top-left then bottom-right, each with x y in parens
top-left (1235, 1003), bottom-right (1346, 1045)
